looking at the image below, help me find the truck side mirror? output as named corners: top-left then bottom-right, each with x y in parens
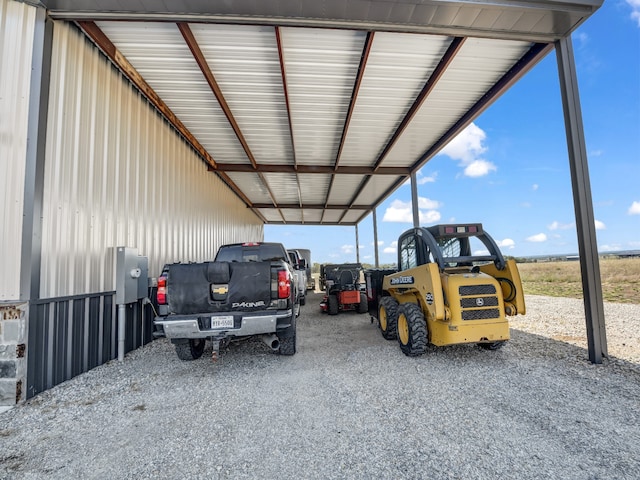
top-left (299, 258), bottom-right (306, 269)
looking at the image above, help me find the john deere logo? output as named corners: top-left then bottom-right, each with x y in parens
top-left (476, 298), bottom-right (484, 307)
top-left (390, 276), bottom-right (414, 285)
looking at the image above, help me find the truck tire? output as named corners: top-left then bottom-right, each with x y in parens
top-left (397, 303), bottom-right (428, 357)
top-left (300, 293), bottom-right (306, 306)
top-left (357, 292), bottom-right (368, 314)
top-left (278, 313), bottom-right (297, 356)
top-left (174, 339), bottom-right (206, 361)
top-left (378, 296), bottom-right (398, 340)
top-left (328, 294), bottom-right (339, 315)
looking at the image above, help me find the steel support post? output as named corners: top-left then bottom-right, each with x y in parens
top-left (556, 36), bottom-right (607, 363)
top-left (355, 224), bottom-right (360, 264)
top-left (373, 209), bottom-right (379, 267)
top-left (411, 172), bottom-right (419, 227)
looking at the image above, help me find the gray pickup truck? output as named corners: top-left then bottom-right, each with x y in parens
top-left (154, 242), bottom-right (299, 360)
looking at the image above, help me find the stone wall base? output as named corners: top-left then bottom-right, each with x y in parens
top-left (0, 303), bottom-right (27, 406)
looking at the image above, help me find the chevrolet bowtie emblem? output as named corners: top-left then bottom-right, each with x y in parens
top-left (212, 286), bottom-right (228, 295)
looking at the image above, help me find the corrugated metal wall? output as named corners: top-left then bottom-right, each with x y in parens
top-left (0, 0), bottom-right (36, 301)
top-left (41, 21), bottom-right (263, 299)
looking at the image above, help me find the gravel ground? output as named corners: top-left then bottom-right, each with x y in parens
top-left (1, 292), bottom-right (640, 479)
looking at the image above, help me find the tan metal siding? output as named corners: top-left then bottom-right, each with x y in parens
top-left (0, 0), bottom-right (36, 301)
top-left (41, 22), bottom-right (263, 298)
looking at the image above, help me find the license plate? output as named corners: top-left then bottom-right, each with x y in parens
top-left (210, 316), bottom-right (234, 329)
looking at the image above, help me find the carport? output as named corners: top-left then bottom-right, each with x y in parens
top-left (1, 0), bottom-right (605, 404)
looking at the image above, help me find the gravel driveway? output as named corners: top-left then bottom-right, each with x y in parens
top-left (1, 293), bottom-right (639, 479)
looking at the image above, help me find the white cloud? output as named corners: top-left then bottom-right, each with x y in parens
top-left (474, 249), bottom-right (490, 256)
top-left (464, 160), bottom-right (497, 177)
top-left (341, 244), bottom-right (354, 254)
top-left (383, 198), bottom-right (441, 224)
top-left (417, 197), bottom-right (441, 209)
top-left (548, 221), bottom-right (574, 231)
top-left (628, 201), bottom-right (640, 215)
top-left (417, 171), bottom-right (438, 184)
top-left (532, 184), bottom-right (539, 191)
top-left (383, 241), bottom-right (397, 254)
top-left (526, 233), bottom-right (547, 243)
top-left (439, 123), bottom-right (497, 178)
top-left (628, 0), bottom-right (640, 26)
top-left (402, 171), bottom-right (438, 187)
top-left (497, 238), bottom-right (515, 249)
top-left (595, 220), bottom-right (606, 230)
top-left (441, 123), bottom-right (486, 162)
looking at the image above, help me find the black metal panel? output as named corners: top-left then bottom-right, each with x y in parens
top-left (87, 296), bottom-right (101, 370)
top-left (26, 292), bottom-right (154, 400)
top-left (53, 300), bottom-right (69, 387)
top-left (27, 303), bottom-right (48, 398)
top-left (103, 294), bottom-right (115, 363)
top-left (71, 298), bottom-right (86, 378)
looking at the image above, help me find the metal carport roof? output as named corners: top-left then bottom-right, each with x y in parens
top-left (33, 0), bottom-right (607, 363)
top-left (40, 0), bottom-right (601, 227)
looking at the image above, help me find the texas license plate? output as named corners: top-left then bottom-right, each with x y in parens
top-left (210, 316), bottom-right (234, 329)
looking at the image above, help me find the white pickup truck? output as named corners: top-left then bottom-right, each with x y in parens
top-left (287, 249), bottom-right (308, 306)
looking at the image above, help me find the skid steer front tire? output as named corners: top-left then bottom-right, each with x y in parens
top-left (397, 303), bottom-right (427, 357)
top-left (378, 296), bottom-right (399, 340)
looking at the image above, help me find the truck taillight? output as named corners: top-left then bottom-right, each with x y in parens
top-left (157, 275), bottom-right (167, 305)
top-left (278, 270), bottom-right (291, 299)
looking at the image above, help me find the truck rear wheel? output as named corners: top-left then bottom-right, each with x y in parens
top-left (174, 339), bottom-right (206, 361)
top-left (278, 313), bottom-right (297, 355)
top-left (378, 296), bottom-right (398, 340)
top-left (397, 303), bottom-right (427, 357)
top-left (357, 292), bottom-right (368, 314)
top-left (328, 294), bottom-right (339, 315)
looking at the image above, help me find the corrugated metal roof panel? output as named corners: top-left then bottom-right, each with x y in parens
top-left (339, 32), bottom-right (452, 167)
top-left (321, 209), bottom-right (345, 223)
top-left (257, 208), bottom-right (283, 222)
top-left (302, 209), bottom-right (324, 223)
top-left (281, 209), bottom-right (303, 223)
top-left (328, 174), bottom-right (366, 204)
top-left (189, 24), bottom-right (294, 166)
top-left (96, 21), bottom-right (249, 164)
top-left (278, 27), bottom-right (367, 166)
top-left (263, 172), bottom-right (300, 204)
top-left (341, 209), bottom-right (368, 224)
top-left (225, 172), bottom-right (274, 204)
top-left (355, 175), bottom-right (404, 205)
top-left (297, 173), bottom-right (330, 204)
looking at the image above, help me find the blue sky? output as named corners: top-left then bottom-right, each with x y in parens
top-left (266, 0), bottom-right (640, 266)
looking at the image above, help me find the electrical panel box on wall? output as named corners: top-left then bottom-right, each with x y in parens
top-left (114, 247), bottom-right (148, 304)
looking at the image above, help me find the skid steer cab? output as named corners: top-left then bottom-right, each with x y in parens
top-left (376, 224), bottom-right (526, 356)
top-left (320, 263), bottom-right (368, 315)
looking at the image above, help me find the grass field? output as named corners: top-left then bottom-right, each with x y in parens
top-left (518, 257), bottom-right (640, 305)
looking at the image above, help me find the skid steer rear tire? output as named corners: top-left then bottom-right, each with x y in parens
top-left (378, 296), bottom-right (399, 340)
top-left (397, 303), bottom-right (427, 357)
